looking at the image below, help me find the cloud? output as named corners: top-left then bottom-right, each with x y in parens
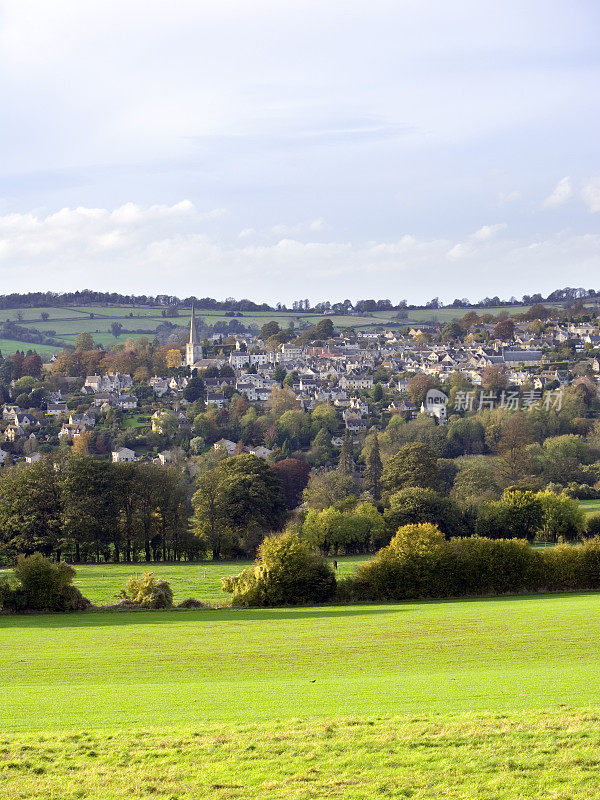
top-left (543, 176), bottom-right (573, 208)
top-left (270, 218), bottom-right (332, 237)
top-left (472, 223), bottom-right (508, 241)
top-left (446, 223), bottom-right (507, 259)
top-left (0, 201), bottom-right (598, 305)
top-left (498, 190), bottom-right (521, 204)
top-left (582, 178), bottom-right (600, 213)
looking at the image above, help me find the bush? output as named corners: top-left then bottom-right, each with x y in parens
top-left (0, 553), bottom-right (91, 612)
top-left (586, 513), bottom-right (600, 537)
top-left (222, 531), bottom-right (336, 607)
top-left (349, 524), bottom-right (450, 601)
top-left (176, 597), bottom-right (207, 609)
top-left (118, 572), bottom-right (173, 609)
top-left (342, 527), bottom-right (600, 603)
top-left (449, 537), bottom-right (542, 596)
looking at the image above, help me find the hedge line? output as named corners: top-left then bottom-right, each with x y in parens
top-left (339, 525), bottom-right (600, 602)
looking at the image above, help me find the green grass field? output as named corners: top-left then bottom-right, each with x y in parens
top-left (1, 591), bottom-right (600, 797)
top-left (0, 338), bottom-right (62, 357)
top-left (580, 499), bottom-right (600, 516)
top-left (1, 301), bottom-right (580, 359)
top-left (0, 557), bottom-right (365, 606)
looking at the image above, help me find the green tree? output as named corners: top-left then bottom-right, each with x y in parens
top-left (475, 489), bottom-right (543, 541)
top-left (192, 455), bottom-right (286, 559)
top-left (384, 487), bottom-right (466, 539)
top-left (260, 321), bottom-right (280, 341)
top-left (363, 432), bottom-right (383, 500)
top-left (74, 331), bottom-right (95, 351)
top-left (0, 457), bottom-right (63, 559)
top-left (303, 470), bottom-right (358, 510)
top-left (309, 427), bottom-right (335, 467)
top-left (382, 442), bottom-right (439, 494)
top-left (537, 490), bottom-right (585, 541)
top-left (338, 432), bottom-right (354, 475)
top-left (183, 376), bottom-right (205, 403)
top-left (60, 455), bottom-right (118, 562)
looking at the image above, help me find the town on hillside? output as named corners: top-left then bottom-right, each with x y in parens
top-left (0, 297), bottom-right (599, 470)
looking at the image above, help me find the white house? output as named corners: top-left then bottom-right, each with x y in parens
top-left (213, 438), bottom-right (237, 455)
top-left (112, 447), bottom-right (136, 463)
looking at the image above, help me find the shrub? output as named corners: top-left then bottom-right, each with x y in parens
top-left (585, 513), bottom-right (600, 537)
top-left (119, 572), bottom-right (173, 609)
top-left (449, 537), bottom-right (542, 596)
top-left (222, 531), bottom-right (336, 607)
top-left (0, 553), bottom-right (91, 612)
top-left (350, 524), bottom-right (451, 601)
top-left (176, 597), bottom-right (207, 609)
top-left (343, 530), bottom-right (600, 603)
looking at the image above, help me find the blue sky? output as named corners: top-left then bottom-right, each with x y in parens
top-left (0, 0), bottom-right (598, 304)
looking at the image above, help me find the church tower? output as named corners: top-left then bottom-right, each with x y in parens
top-left (185, 306), bottom-right (203, 367)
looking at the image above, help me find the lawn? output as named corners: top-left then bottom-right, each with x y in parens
top-left (2, 591), bottom-right (600, 797)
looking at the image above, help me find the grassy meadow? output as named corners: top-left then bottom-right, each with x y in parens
top-left (0, 301), bottom-right (567, 356)
top-left (0, 557), bottom-right (364, 606)
top-left (1, 592), bottom-right (600, 797)
top-left (580, 499), bottom-right (600, 516)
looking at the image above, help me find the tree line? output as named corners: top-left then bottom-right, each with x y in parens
top-left (0, 285), bottom-right (597, 312)
top-left (0, 455), bottom-right (192, 564)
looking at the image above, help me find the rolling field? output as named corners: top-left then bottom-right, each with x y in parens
top-left (0, 338), bottom-right (60, 357)
top-left (1, 592), bottom-right (600, 797)
top-left (580, 499), bottom-right (600, 516)
top-left (0, 301), bottom-right (576, 358)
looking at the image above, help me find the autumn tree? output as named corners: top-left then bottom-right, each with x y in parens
top-left (406, 374), bottom-right (436, 406)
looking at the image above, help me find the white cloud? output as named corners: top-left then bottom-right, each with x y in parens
top-left (0, 202), bottom-right (597, 304)
top-left (582, 178), bottom-right (600, 213)
top-left (270, 219), bottom-right (332, 237)
top-left (445, 223), bottom-right (507, 259)
top-left (472, 223), bottom-right (507, 241)
top-left (543, 176), bottom-right (573, 208)
top-left (498, 190), bottom-right (521, 204)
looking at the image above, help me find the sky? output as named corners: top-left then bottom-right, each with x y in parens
top-left (0, 0), bottom-right (598, 305)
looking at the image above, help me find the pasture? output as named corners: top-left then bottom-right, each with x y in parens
top-left (0, 557), bottom-right (366, 606)
top-left (0, 301), bottom-right (572, 358)
top-left (580, 499), bottom-right (600, 516)
top-left (1, 592), bottom-right (600, 797)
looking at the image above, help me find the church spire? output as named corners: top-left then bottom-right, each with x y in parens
top-left (189, 305), bottom-right (199, 345)
top-left (185, 305), bottom-right (203, 366)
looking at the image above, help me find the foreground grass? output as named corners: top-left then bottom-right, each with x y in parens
top-left (2, 593), bottom-right (600, 733)
top-left (2, 710), bottom-right (600, 799)
top-left (4, 592), bottom-right (600, 797)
